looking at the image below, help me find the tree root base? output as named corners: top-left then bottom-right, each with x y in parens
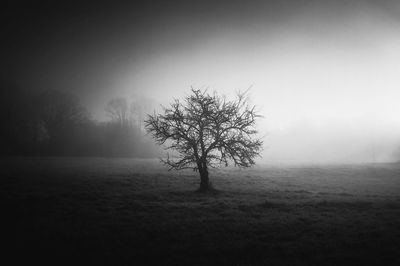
top-left (195, 183), bottom-right (219, 194)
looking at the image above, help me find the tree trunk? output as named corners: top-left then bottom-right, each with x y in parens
top-left (199, 168), bottom-right (209, 192)
top-left (197, 161), bottom-right (210, 192)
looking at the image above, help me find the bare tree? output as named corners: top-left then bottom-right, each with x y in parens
top-left (38, 90), bottom-right (89, 138)
top-left (130, 95), bottom-right (153, 134)
top-left (105, 97), bottom-right (129, 127)
top-left (145, 88), bottom-right (263, 192)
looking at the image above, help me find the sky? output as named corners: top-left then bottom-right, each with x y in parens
top-left (2, 0), bottom-right (400, 162)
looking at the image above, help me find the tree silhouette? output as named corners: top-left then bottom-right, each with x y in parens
top-left (105, 97), bottom-right (129, 127)
top-left (145, 88), bottom-right (263, 192)
top-left (37, 90), bottom-right (89, 154)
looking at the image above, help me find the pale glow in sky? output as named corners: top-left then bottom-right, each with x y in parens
top-left (4, 1), bottom-right (400, 162)
top-left (119, 23), bottom-right (400, 129)
top-left (24, 1), bottom-right (398, 133)
top-left (113, 14), bottom-right (400, 162)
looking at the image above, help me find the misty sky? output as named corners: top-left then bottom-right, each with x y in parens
top-left (2, 0), bottom-right (400, 162)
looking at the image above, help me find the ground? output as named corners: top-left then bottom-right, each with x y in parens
top-left (2, 157), bottom-right (400, 265)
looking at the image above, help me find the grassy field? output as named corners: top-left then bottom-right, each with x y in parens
top-left (2, 157), bottom-right (400, 265)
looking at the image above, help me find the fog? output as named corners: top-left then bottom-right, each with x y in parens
top-left (2, 0), bottom-right (400, 162)
top-left (115, 1), bottom-right (400, 163)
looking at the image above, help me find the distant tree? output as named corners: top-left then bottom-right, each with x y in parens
top-left (105, 97), bottom-right (129, 127)
top-left (129, 95), bottom-right (153, 134)
top-left (37, 90), bottom-right (89, 154)
top-left (145, 88), bottom-right (263, 192)
top-left (104, 96), bottom-right (155, 157)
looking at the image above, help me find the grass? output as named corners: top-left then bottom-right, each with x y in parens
top-left (2, 157), bottom-right (400, 265)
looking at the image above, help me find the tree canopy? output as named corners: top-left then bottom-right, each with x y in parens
top-left (145, 88), bottom-right (263, 191)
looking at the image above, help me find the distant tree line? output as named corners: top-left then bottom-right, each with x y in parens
top-left (0, 79), bottom-right (158, 157)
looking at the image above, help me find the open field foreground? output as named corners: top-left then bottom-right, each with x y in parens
top-left (2, 157), bottom-right (400, 265)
